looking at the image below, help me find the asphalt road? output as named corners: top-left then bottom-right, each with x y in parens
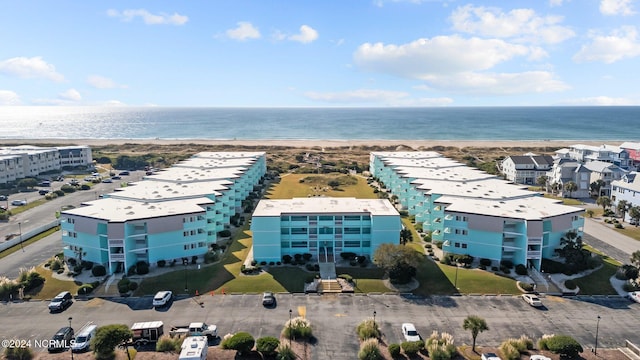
top-left (0, 294), bottom-right (638, 359)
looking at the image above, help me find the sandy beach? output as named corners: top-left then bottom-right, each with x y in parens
top-left (0, 138), bottom-right (619, 149)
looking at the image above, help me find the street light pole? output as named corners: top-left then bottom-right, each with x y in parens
top-left (373, 310), bottom-right (376, 327)
top-left (18, 222), bottom-right (24, 252)
top-left (454, 263), bottom-right (459, 289)
top-left (183, 259), bottom-right (188, 294)
top-left (288, 309), bottom-right (293, 346)
top-left (68, 317), bottom-right (74, 360)
top-left (594, 315), bottom-right (601, 355)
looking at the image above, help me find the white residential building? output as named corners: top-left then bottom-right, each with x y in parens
top-left (612, 172), bottom-right (640, 223)
top-left (0, 145), bottom-right (92, 184)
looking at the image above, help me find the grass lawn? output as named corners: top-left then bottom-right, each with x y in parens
top-left (542, 193), bottom-right (584, 206)
top-left (336, 267), bottom-right (388, 293)
top-left (31, 265), bottom-right (82, 300)
top-left (266, 173), bottom-right (378, 199)
top-left (575, 245), bottom-right (621, 295)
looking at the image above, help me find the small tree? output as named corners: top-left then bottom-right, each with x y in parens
top-left (564, 181), bottom-right (578, 198)
top-left (356, 318), bottom-right (380, 340)
top-left (630, 206), bottom-right (640, 226)
top-left (92, 324), bottom-right (132, 360)
top-left (221, 332), bottom-right (255, 355)
top-left (4, 346), bottom-right (33, 360)
top-left (373, 243), bottom-right (421, 284)
top-left (536, 176), bottom-right (547, 191)
top-left (596, 196), bottom-right (612, 211)
top-left (617, 200), bottom-right (630, 220)
top-left (358, 338), bottom-right (382, 360)
top-left (462, 315), bottom-right (488, 353)
top-left (399, 228), bottom-right (413, 245)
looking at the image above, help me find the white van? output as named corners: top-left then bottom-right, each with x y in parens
top-left (179, 336), bottom-right (208, 360)
top-left (71, 324), bottom-right (97, 353)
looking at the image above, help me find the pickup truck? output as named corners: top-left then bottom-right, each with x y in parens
top-left (169, 322), bottom-right (218, 339)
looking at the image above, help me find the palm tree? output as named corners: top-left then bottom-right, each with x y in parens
top-left (596, 196), bottom-right (612, 212)
top-left (617, 200), bottom-right (630, 221)
top-left (631, 250), bottom-right (640, 269)
top-left (630, 206), bottom-right (640, 226)
top-left (564, 181), bottom-right (578, 198)
top-left (399, 228), bottom-right (413, 245)
top-left (462, 315), bottom-right (488, 353)
top-left (590, 179), bottom-right (605, 197)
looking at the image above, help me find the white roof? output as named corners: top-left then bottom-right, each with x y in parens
top-left (144, 166), bottom-right (243, 183)
top-left (415, 177), bottom-right (531, 199)
top-left (109, 179), bottom-right (231, 201)
top-left (253, 197), bottom-right (399, 217)
top-left (620, 142), bottom-right (640, 151)
top-left (439, 194), bottom-right (583, 220)
top-left (63, 197), bottom-right (211, 222)
top-left (131, 321), bottom-right (164, 330)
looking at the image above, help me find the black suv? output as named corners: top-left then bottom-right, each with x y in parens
top-left (48, 291), bottom-right (73, 312)
top-left (47, 327), bottom-right (74, 352)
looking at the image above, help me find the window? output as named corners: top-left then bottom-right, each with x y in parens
top-left (183, 231), bottom-right (189, 237)
top-left (344, 227), bottom-right (361, 234)
top-left (335, 227), bottom-right (342, 234)
top-left (191, 244), bottom-right (196, 249)
top-left (335, 216), bottom-right (343, 221)
top-left (198, 242), bottom-right (205, 247)
top-left (309, 241), bottom-right (317, 247)
top-left (183, 244), bottom-right (189, 250)
top-left (281, 216), bottom-right (290, 221)
top-left (362, 227), bottom-right (371, 234)
top-left (362, 241), bottom-right (371, 247)
top-left (292, 241), bottom-right (307, 248)
top-left (344, 241), bottom-right (360, 247)
top-left (345, 215), bottom-right (360, 221)
top-left (291, 227), bottom-right (307, 234)
top-left (362, 215), bottom-right (371, 221)
top-left (308, 215), bottom-right (317, 221)
top-left (309, 227), bottom-right (317, 234)
top-left (281, 242), bottom-right (290, 248)
top-left (454, 242), bottom-right (460, 248)
top-left (281, 228), bottom-right (289, 235)
top-left (319, 227), bottom-right (333, 235)
top-left (319, 215), bottom-right (333, 221)
top-left (461, 243), bottom-right (467, 249)
top-left (291, 216), bottom-right (307, 221)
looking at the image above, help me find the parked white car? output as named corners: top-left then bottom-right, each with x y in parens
top-left (11, 199), bottom-right (27, 206)
top-left (152, 291), bottom-right (173, 307)
top-left (401, 323), bottom-right (421, 342)
top-left (522, 294), bottom-right (543, 307)
top-left (628, 291), bottom-right (640, 303)
top-left (530, 355), bottom-right (551, 360)
top-left (481, 353), bottom-right (502, 360)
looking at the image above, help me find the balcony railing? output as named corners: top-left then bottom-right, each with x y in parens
top-left (108, 239), bottom-right (124, 246)
top-left (109, 253), bottom-right (125, 261)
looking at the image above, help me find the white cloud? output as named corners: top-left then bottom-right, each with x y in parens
top-left (87, 75), bottom-right (127, 89)
top-left (0, 90), bottom-right (21, 105)
top-left (573, 26), bottom-right (640, 63)
top-left (600, 0), bottom-right (636, 15)
top-left (0, 56), bottom-right (65, 82)
top-left (354, 36), bottom-right (538, 78)
top-left (450, 5), bottom-right (575, 44)
top-left (549, 0), bottom-right (566, 6)
top-left (373, 0), bottom-right (449, 7)
top-left (226, 22), bottom-right (261, 41)
top-left (59, 88), bottom-right (82, 101)
top-left (107, 9), bottom-right (188, 25)
top-left (288, 25), bottom-right (319, 44)
top-left (420, 71), bottom-right (570, 95)
top-left (558, 96), bottom-right (635, 105)
top-left (304, 89), bottom-right (452, 106)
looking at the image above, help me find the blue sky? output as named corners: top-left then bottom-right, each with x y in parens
top-left (1, 0), bottom-right (639, 107)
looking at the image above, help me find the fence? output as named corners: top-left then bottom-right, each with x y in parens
top-left (0, 219), bottom-right (60, 252)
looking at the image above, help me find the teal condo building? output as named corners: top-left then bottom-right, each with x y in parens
top-left (370, 152), bottom-right (584, 269)
top-left (61, 152), bottom-right (266, 274)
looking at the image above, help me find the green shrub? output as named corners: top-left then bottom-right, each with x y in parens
top-left (50, 258), bottom-right (63, 271)
top-left (77, 284), bottom-right (95, 295)
top-left (388, 343), bottom-right (401, 358)
top-left (519, 335), bottom-right (533, 350)
top-left (221, 332), bottom-right (255, 354)
top-left (358, 338), bottom-right (382, 360)
top-left (515, 264), bottom-right (528, 275)
top-left (117, 278), bottom-right (131, 294)
top-left (92, 265), bottom-right (106, 276)
top-left (155, 334), bottom-right (183, 352)
top-left (157, 260), bottom-right (166, 267)
top-left (564, 279), bottom-right (577, 290)
top-left (282, 316), bottom-right (313, 340)
top-left (136, 261), bottom-right (149, 275)
top-left (541, 334), bottom-right (583, 358)
top-left (499, 342), bottom-right (520, 360)
top-left (401, 340), bottom-right (424, 356)
top-left (356, 318), bottom-right (380, 340)
top-left (479, 258), bottom-right (492, 266)
top-left (276, 344), bottom-right (296, 360)
top-left (4, 346), bottom-right (34, 360)
top-left (500, 259), bottom-right (514, 269)
top-left (128, 281), bottom-right (138, 291)
top-left (256, 336), bottom-right (279, 357)
top-left (218, 229), bottom-right (231, 237)
top-left (519, 282), bottom-right (534, 292)
top-left (434, 241), bottom-right (443, 249)
top-left (282, 255), bottom-right (292, 264)
top-left (425, 331), bottom-right (456, 360)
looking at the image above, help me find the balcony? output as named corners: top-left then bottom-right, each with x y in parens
top-left (108, 239), bottom-right (124, 246)
top-left (109, 253), bottom-right (125, 261)
top-left (527, 250), bottom-right (542, 258)
top-left (528, 238), bottom-right (542, 245)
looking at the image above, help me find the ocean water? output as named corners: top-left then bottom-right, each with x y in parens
top-left (0, 106), bottom-right (638, 141)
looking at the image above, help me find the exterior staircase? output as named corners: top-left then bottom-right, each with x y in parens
top-left (319, 279), bottom-right (342, 293)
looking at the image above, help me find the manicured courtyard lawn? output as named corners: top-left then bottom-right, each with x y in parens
top-left (266, 173), bottom-right (378, 199)
top-left (575, 245), bottom-right (621, 295)
top-left (336, 267), bottom-right (388, 293)
top-left (32, 266), bottom-right (81, 300)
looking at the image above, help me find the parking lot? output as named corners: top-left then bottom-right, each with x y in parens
top-left (1, 293), bottom-right (639, 358)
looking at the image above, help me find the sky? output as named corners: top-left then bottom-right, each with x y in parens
top-left (1, 0), bottom-right (640, 107)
